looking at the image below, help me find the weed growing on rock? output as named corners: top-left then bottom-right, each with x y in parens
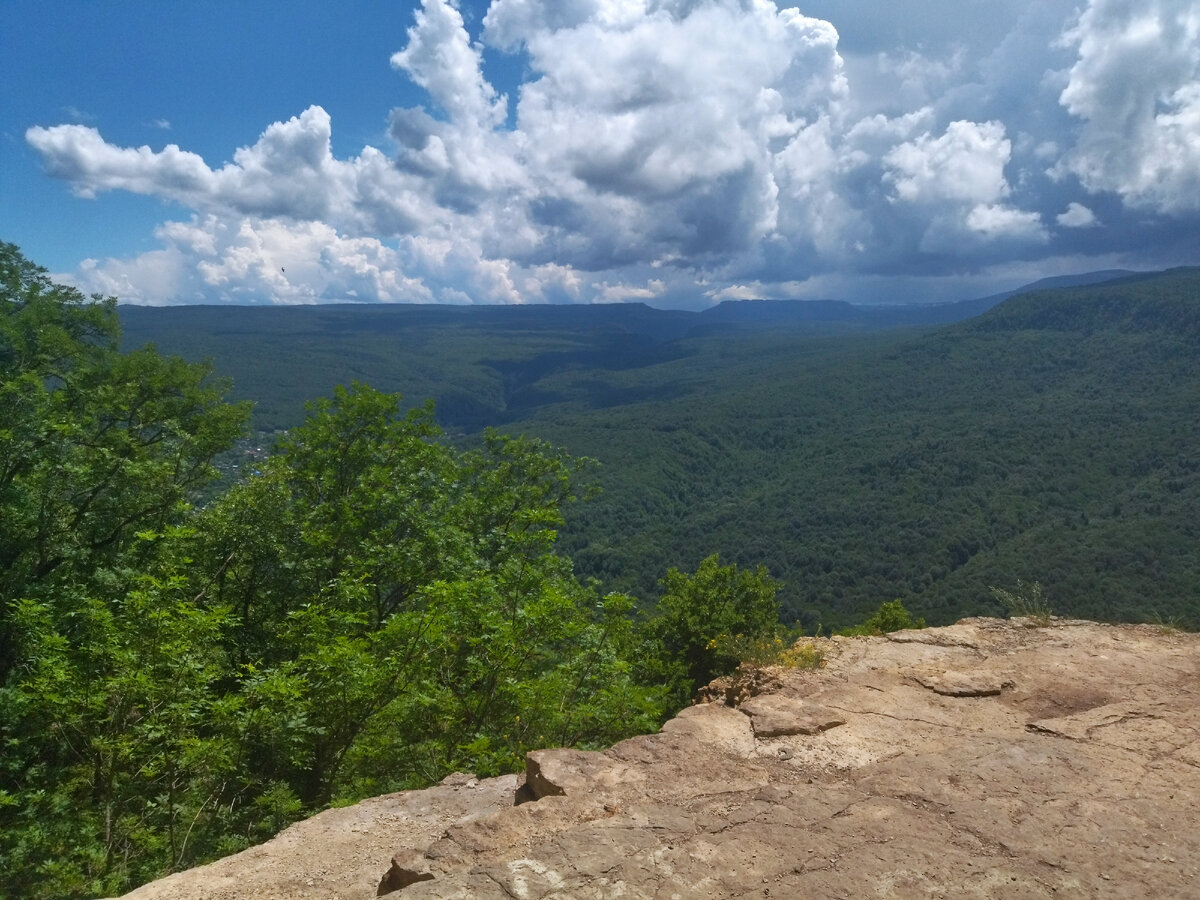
top-left (1147, 611), bottom-right (1187, 633)
top-left (992, 580), bottom-right (1054, 626)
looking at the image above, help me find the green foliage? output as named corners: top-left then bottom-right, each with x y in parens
top-left (838, 599), bottom-right (926, 636)
top-left (1, 530), bottom-right (246, 897)
top-left (0, 242), bottom-right (249, 676)
top-left (0, 245), bottom-right (674, 897)
top-left (0, 242), bottom-right (252, 896)
top-left (707, 628), bottom-right (825, 670)
top-left (187, 382), bottom-right (663, 808)
top-left (644, 554), bottom-right (781, 703)
top-left (991, 580), bottom-right (1054, 626)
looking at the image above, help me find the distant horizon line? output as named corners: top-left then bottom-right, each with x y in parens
top-left (114, 263), bottom-right (1174, 312)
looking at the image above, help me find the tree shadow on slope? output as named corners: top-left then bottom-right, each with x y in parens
top-left (458, 336), bottom-right (697, 427)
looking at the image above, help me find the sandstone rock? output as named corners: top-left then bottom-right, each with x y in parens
top-left (912, 669), bottom-right (1013, 696)
top-left (120, 620), bottom-right (1200, 900)
top-left (514, 748), bottom-right (641, 805)
top-left (738, 693), bottom-right (846, 737)
top-left (884, 621), bottom-right (986, 648)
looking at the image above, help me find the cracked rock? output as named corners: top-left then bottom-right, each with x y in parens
top-left (116, 620), bottom-right (1200, 900)
top-left (376, 850), bottom-right (433, 896)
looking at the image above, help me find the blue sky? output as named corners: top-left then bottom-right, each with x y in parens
top-left (3, 0), bottom-right (1199, 308)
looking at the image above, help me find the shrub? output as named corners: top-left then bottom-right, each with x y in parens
top-left (707, 629), bottom-right (825, 669)
top-left (643, 554), bottom-right (781, 702)
top-left (838, 599), bottom-right (926, 636)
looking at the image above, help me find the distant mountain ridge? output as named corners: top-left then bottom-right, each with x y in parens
top-left (699, 268), bottom-right (1144, 331)
top-left (114, 266), bottom-right (1193, 435)
top-left (119, 267), bottom-right (1157, 348)
top-left (968, 266), bottom-right (1200, 337)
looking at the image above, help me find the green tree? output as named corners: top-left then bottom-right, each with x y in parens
top-left (1, 533), bottom-right (241, 896)
top-left (0, 242), bottom-right (248, 676)
top-left (195, 384), bottom-right (668, 806)
top-left (645, 554), bottom-right (781, 703)
top-left (0, 243), bottom-right (249, 897)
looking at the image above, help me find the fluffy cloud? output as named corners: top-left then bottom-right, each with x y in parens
top-left (27, 107), bottom-right (437, 238)
top-left (76, 216), bottom-right (435, 305)
top-left (24, 0), bottom-right (1200, 306)
top-left (886, 121), bottom-right (1014, 206)
top-left (1057, 0), bottom-right (1200, 212)
top-left (392, 0), bottom-right (507, 127)
top-left (592, 278), bottom-right (666, 303)
top-left (1057, 202), bottom-right (1099, 228)
top-left (884, 119), bottom-right (1046, 247)
top-left (456, 0), bottom-right (849, 270)
top-left (28, 123), bottom-right (213, 201)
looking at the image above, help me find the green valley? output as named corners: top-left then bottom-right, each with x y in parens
top-left (119, 268), bottom-right (1200, 631)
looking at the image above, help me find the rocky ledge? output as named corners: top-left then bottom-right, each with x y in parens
top-left (120, 618), bottom-right (1200, 899)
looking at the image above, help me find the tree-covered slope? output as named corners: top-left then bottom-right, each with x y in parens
top-left (542, 322), bottom-right (1200, 629)
top-left (508, 271), bottom-right (1200, 629)
top-left (116, 291), bottom-right (1015, 432)
top-left (970, 266), bottom-right (1200, 337)
top-left (117, 270), bottom-right (1200, 630)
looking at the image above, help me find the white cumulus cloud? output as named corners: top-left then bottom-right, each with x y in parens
top-left (28, 107), bottom-right (438, 237)
top-left (1056, 0), bottom-right (1200, 212)
top-left (75, 216), bottom-right (435, 306)
top-left (1057, 202), bottom-right (1099, 227)
top-left (22, 0), bottom-right (1200, 306)
top-left (883, 119), bottom-right (1046, 249)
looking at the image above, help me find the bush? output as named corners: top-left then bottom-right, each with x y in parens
top-left (707, 629), bottom-right (825, 669)
top-left (643, 554), bottom-right (781, 702)
top-left (838, 599), bottom-right (926, 636)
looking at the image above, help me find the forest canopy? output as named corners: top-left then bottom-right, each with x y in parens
top-left (115, 269), bottom-right (1200, 631)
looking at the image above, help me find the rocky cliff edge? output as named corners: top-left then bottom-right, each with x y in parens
top-left (120, 618), bottom-right (1200, 899)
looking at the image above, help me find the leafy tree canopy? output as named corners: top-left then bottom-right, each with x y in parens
top-left (0, 241), bottom-right (249, 675)
top-left (644, 553), bottom-right (780, 702)
top-left (1, 242), bottom-right (713, 899)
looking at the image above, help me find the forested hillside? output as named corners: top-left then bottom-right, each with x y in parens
top-left (549, 286), bottom-right (1200, 629)
top-left (119, 268), bottom-right (1200, 631)
top-left (116, 289), bottom-right (1010, 433)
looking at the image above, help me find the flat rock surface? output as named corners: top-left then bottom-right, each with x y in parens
top-left (120, 619), bottom-right (1200, 899)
